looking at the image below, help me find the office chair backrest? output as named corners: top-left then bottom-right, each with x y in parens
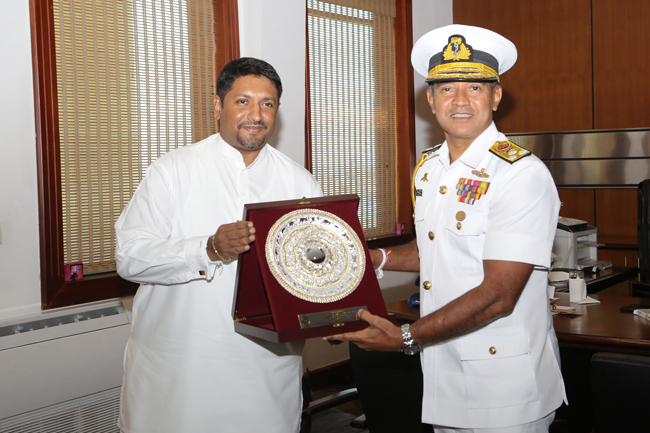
top-left (639, 180), bottom-right (650, 283)
top-left (591, 352), bottom-right (650, 432)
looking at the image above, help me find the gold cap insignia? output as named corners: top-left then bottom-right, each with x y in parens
top-left (443, 36), bottom-right (471, 61)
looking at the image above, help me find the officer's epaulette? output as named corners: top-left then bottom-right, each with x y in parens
top-left (489, 140), bottom-right (531, 164)
top-left (422, 144), bottom-right (442, 156)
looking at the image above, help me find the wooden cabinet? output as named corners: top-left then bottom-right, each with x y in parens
top-left (453, 0), bottom-right (650, 133)
top-left (592, 1), bottom-right (650, 129)
top-left (557, 189), bottom-right (596, 227)
top-left (453, 0), bottom-right (592, 134)
top-left (594, 188), bottom-right (638, 245)
top-left (557, 187), bottom-right (637, 246)
top-left (598, 249), bottom-right (639, 269)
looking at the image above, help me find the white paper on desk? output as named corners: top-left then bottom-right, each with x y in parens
top-left (578, 296), bottom-right (600, 305)
top-left (634, 309), bottom-right (650, 320)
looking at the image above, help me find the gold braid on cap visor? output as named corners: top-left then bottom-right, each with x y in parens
top-left (427, 62), bottom-right (499, 82)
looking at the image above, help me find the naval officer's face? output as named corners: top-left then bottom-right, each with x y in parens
top-left (214, 75), bottom-right (279, 155)
top-left (427, 81), bottom-right (502, 145)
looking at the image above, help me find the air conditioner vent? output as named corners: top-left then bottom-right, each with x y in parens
top-left (0, 387), bottom-right (121, 433)
top-left (0, 302), bottom-right (130, 351)
top-left (0, 305), bottom-right (125, 338)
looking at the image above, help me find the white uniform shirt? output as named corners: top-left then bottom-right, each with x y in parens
top-left (115, 134), bottom-right (322, 433)
top-left (414, 123), bottom-right (566, 428)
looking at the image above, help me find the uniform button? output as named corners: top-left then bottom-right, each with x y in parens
top-left (456, 222), bottom-right (462, 230)
top-left (428, 231), bottom-right (435, 240)
top-left (489, 346), bottom-right (497, 355)
top-left (423, 281), bottom-right (432, 290)
top-left (456, 211), bottom-right (466, 221)
top-left (439, 185), bottom-right (447, 194)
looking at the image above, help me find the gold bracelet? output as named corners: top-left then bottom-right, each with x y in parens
top-left (211, 234), bottom-right (232, 263)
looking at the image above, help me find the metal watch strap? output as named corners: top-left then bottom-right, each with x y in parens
top-left (401, 323), bottom-right (420, 355)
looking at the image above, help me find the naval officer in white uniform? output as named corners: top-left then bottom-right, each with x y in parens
top-left (326, 25), bottom-right (567, 432)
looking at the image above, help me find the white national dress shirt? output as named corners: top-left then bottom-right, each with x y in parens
top-left (413, 123), bottom-right (567, 428)
top-left (115, 133), bottom-right (322, 433)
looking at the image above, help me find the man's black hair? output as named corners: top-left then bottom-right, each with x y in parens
top-left (216, 57), bottom-right (283, 102)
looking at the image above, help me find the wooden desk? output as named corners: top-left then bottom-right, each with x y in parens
top-left (387, 293), bottom-right (650, 354)
top-left (552, 292), bottom-right (650, 355)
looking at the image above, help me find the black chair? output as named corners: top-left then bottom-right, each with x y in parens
top-left (350, 341), bottom-right (432, 433)
top-left (300, 367), bottom-right (365, 433)
top-left (590, 352), bottom-right (650, 432)
top-left (633, 179), bottom-right (650, 298)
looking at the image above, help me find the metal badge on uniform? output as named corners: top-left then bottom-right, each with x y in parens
top-left (421, 173), bottom-right (429, 182)
top-left (471, 168), bottom-right (490, 179)
top-left (415, 189), bottom-right (423, 197)
top-left (456, 178), bottom-right (490, 205)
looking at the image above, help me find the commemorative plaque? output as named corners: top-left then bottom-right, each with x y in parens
top-left (232, 194), bottom-right (393, 343)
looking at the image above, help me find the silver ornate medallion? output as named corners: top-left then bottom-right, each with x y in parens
top-left (265, 208), bottom-right (366, 303)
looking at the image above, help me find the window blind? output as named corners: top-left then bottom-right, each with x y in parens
top-left (53, 0), bottom-right (215, 274)
top-left (308, 0), bottom-right (397, 240)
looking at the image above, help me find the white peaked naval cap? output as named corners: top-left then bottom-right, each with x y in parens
top-left (411, 24), bottom-right (517, 83)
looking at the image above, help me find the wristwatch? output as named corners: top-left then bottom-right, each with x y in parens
top-left (401, 323), bottom-right (421, 355)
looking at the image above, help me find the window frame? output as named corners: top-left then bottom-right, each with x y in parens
top-left (29, 0), bottom-right (240, 309)
top-left (304, 0), bottom-right (416, 249)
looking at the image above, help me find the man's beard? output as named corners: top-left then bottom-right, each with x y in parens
top-left (236, 120), bottom-right (268, 150)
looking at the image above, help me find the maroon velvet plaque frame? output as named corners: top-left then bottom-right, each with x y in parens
top-left (232, 194), bottom-right (392, 343)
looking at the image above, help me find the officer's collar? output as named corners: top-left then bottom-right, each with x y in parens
top-left (454, 122), bottom-right (499, 168)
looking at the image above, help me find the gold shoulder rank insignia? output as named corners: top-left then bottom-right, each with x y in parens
top-left (489, 140), bottom-right (531, 164)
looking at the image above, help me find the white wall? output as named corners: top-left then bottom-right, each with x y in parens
top-left (0, 0), bottom-right (453, 370)
top-left (413, 0), bottom-right (452, 154)
top-left (238, 0), bottom-right (307, 165)
top-left (0, 0), bottom-right (42, 320)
